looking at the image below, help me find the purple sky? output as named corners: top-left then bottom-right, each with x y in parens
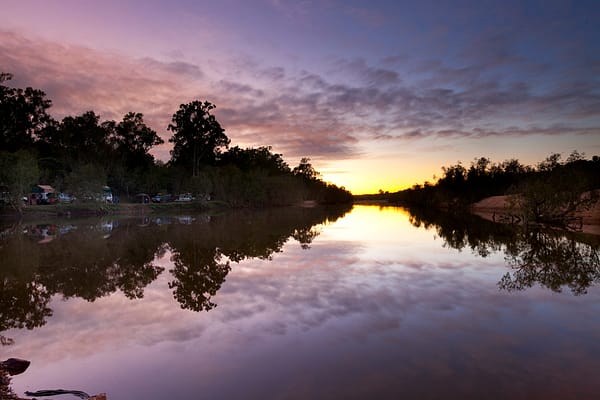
top-left (1, 0), bottom-right (599, 193)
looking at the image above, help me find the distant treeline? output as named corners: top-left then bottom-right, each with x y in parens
top-left (384, 152), bottom-right (600, 225)
top-left (0, 72), bottom-right (352, 210)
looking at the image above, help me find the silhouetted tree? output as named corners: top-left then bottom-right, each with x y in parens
top-left (293, 157), bottom-right (320, 180)
top-left (37, 111), bottom-right (111, 174)
top-left (0, 72), bottom-right (351, 207)
top-left (508, 151), bottom-right (599, 225)
top-left (392, 152), bottom-right (599, 222)
top-left (220, 146), bottom-right (290, 175)
top-left (168, 101), bottom-right (230, 176)
top-left (0, 72), bottom-right (53, 152)
top-left (110, 112), bottom-right (164, 169)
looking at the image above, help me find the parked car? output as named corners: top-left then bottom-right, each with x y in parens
top-left (36, 192), bottom-right (57, 205)
top-left (152, 194), bottom-right (173, 203)
top-left (175, 193), bottom-right (194, 202)
top-left (135, 193), bottom-right (151, 204)
top-left (58, 193), bottom-right (75, 203)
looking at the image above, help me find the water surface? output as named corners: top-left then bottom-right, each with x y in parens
top-left (2, 205), bottom-right (599, 399)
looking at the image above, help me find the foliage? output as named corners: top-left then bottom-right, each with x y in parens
top-left (64, 163), bottom-right (107, 201)
top-left (293, 157), bottom-right (320, 180)
top-left (112, 112), bottom-right (164, 167)
top-left (168, 247), bottom-right (231, 312)
top-left (507, 152), bottom-right (600, 224)
top-left (168, 100), bottom-right (230, 176)
top-left (0, 150), bottom-right (39, 212)
top-left (499, 228), bottom-right (600, 295)
top-left (391, 152), bottom-right (599, 227)
top-left (220, 146), bottom-right (290, 175)
top-left (1, 369), bottom-right (19, 400)
top-left (0, 72), bottom-right (53, 152)
top-left (0, 71), bottom-right (351, 207)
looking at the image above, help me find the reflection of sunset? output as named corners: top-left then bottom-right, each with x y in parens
top-left (6, 206), bottom-right (600, 399)
top-left (4, 206), bottom-right (600, 398)
top-left (324, 205), bottom-right (415, 240)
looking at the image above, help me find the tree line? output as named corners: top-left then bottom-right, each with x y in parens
top-left (388, 152), bottom-right (600, 226)
top-left (0, 72), bottom-right (352, 210)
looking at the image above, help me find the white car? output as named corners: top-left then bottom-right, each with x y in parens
top-left (175, 193), bottom-right (194, 202)
top-left (58, 193), bottom-right (75, 203)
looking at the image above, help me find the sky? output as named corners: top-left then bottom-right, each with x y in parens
top-left (1, 0), bottom-right (599, 194)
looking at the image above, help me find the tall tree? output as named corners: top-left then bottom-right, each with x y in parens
top-left (0, 72), bottom-right (53, 152)
top-left (111, 112), bottom-right (164, 168)
top-left (38, 111), bottom-right (111, 171)
top-left (168, 100), bottom-right (229, 176)
top-left (220, 146), bottom-right (290, 175)
top-left (292, 157), bottom-right (320, 180)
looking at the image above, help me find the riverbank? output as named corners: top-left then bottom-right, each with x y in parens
top-left (470, 195), bottom-right (600, 235)
top-left (355, 194), bottom-right (600, 236)
top-left (0, 199), bottom-right (348, 220)
top-left (0, 200), bottom-right (229, 219)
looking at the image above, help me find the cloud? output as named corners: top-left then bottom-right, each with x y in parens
top-left (344, 6), bottom-right (387, 28)
top-left (1, 28), bottom-right (598, 164)
top-left (0, 30), bottom-right (192, 126)
top-left (0, 30), bottom-right (363, 160)
top-left (139, 58), bottom-right (203, 78)
top-left (214, 79), bottom-right (264, 97)
top-left (331, 58), bottom-right (400, 86)
top-left (7, 216), bottom-right (600, 398)
top-left (268, 0), bottom-right (316, 20)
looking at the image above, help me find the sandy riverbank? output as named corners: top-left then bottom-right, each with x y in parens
top-left (470, 195), bottom-right (600, 235)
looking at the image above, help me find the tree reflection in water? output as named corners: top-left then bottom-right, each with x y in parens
top-left (168, 247), bottom-right (231, 312)
top-left (0, 205), bottom-right (351, 336)
top-left (0, 231), bottom-right (53, 333)
top-left (407, 207), bottom-right (600, 295)
top-left (500, 228), bottom-right (600, 295)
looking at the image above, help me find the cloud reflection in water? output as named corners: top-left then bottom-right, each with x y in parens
top-left (4, 206), bottom-right (600, 399)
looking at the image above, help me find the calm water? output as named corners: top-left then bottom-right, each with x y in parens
top-left (2, 205), bottom-right (600, 399)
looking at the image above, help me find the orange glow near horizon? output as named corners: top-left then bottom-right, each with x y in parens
top-left (319, 156), bottom-right (436, 195)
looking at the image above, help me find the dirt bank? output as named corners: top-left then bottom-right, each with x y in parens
top-left (470, 195), bottom-right (600, 235)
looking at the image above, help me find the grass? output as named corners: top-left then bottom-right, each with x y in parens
top-left (2, 200), bottom-right (230, 218)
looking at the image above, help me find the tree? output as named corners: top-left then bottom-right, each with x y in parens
top-left (64, 163), bottom-right (107, 201)
top-left (111, 112), bottom-right (164, 168)
top-left (38, 111), bottom-right (112, 172)
top-left (499, 228), bottom-right (600, 295)
top-left (220, 146), bottom-right (290, 175)
top-left (0, 72), bottom-right (53, 152)
top-left (509, 151), bottom-right (599, 225)
top-left (0, 151), bottom-right (39, 213)
top-left (292, 157), bottom-right (320, 180)
top-left (168, 101), bottom-right (230, 176)
top-left (168, 247), bottom-right (231, 312)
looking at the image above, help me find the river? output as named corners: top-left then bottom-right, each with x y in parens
top-left (2, 205), bottom-right (599, 399)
